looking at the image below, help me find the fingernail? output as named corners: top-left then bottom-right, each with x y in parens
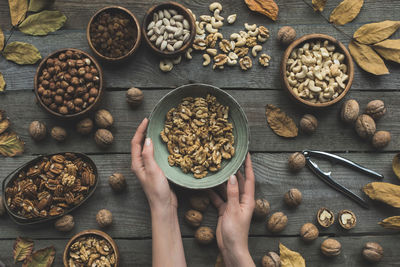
top-left (229, 175), bottom-right (237, 185)
top-left (145, 138), bottom-right (151, 146)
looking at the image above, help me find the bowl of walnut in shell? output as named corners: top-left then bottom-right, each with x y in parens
top-left (281, 34), bottom-right (354, 108)
top-left (147, 84), bottom-right (249, 189)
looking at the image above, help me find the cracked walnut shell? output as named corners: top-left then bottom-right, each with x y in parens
top-left (317, 207), bottom-right (334, 228)
top-left (284, 188), bottom-right (302, 208)
top-left (338, 209), bottom-right (356, 230)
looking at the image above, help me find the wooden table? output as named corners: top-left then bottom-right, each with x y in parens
top-left (1, 0), bottom-right (400, 266)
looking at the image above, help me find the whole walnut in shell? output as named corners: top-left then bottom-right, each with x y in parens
top-left (51, 126), bottom-right (67, 142)
top-left (288, 152), bottom-right (306, 172)
top-left (340, 99), bottom-right (359, 124)
top-left (362, 242), bottom-right (383, 263)
top-left (189, 193), bottom-right (210, 212)
top-left (95, 109), bottom-right (114, 128)
top-left (365, 100), bottom-right (386, 120)
top-left (29, 121), bottom-right (47, 141)
top-left (300, 114), bottom-right (318, 134)
top-left (184, 209), bottom-right (203, 228)
top-left (261, 251), bottom-right (280, 267)
top-left (300, 223), bottom-right (319, 242)
top-left (54, 214), bottom-right (75, 232)
top-left (195, 226), bottom-right (214, 245)
top-left (284, 188), bottom-right (302, 208)
top-left (0, 198), bottom-right (6, 216)
top-left (109, 173), bottom-right (126, 192)
top-left (277, 26), bottom-right (296, 46)
top-left (355, 114), bottom-right (376, 139)
top-left (321, 238), bottom-right (341, 257)
top-left (372, 131), bottom-right (391, 149)
top-left (96, 209), bottom-right (113, 228)
top-left (253, 198), bottom-right (270, 219)
top-left (126, 87), bottom-right (144, 108)
top-left (95, 129), bottom-right (114, 147)
top-left (267, 212), bottom-right (288, 233)
top-left (76, 118), bottom-right (93, 135)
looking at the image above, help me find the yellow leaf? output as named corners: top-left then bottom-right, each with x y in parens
top-left (0, 119), bottom-right (10, 134)
top-left (0, 132), bottom-right (24, 157)
top-left (363, 182), bottom-right (400, 208)
top-left (19, 10), bottom-right (67, 36)
top-left (280, 243), bottom-right (306, 267)
top-left (2, 41), bottom-right (42, 65)
top-left (354, 21), bottom-right (400, 45)
top-left (348, 41), bottom-right (389, 75)
top-left (373, 39), bottom-right (400, 64)
top-left (0, 26), bottom-right (4, 51)
top-left (13, 237), bottom-right (34, 263)
top-left (330, 0), bottom-right (364, 26)
top-left (379, 216), bottom-right (400, 230)
top-left (8, 0), bottom-right (28, 26)
top-left (392, 153), bottom-right (400, 180)
top-left (0, 72), bottom-right (5, 92)
top-left (312, 0), bottom-right (327, 12)
top-left (265, 104), bottom-right (298, 138)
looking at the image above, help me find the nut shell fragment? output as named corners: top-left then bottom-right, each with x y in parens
top-left (338, 209), bottom-right (356, 230)
top-left (317, 207), bottom-right (334, 228)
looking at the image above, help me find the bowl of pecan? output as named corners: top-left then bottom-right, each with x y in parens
top-left (34, 48), bottom-right (104, 119)
top-left (63, 229), bottom-right (119, 267)
top-left (147, 84), bottom-right (249, 189)
top-left (2, 152), bottom-right (98, 225)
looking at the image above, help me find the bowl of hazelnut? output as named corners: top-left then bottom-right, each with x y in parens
top-left (87, 6), bottom-right (141, 62)
top-left (34, 48), bottom-right (104, 119)
top-left (142, 2), bottom-right (196, 57)
top-left (281, 34), bottom-right (354, 108)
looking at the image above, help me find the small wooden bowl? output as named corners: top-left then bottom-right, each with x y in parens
top-left (34, 48), bottom-right (104, 119)
top-left (87, 6), bottom-right (142, 62)
top-left (63, 229), bottom-right (120, 267)
top-left (142, 2), bottom-right (196, 58)
top-left (281, 34), bottom-right (354, 108)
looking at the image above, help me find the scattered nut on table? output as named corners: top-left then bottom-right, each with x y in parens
top-left (96, 209), bottom-right (113, 228)
top-left (338, 209), bottom-right (357, 230)
top-left (261, 251), bottom-right (280, 267)
top-left (126, 87), bottom-right (144, 108)
top-left (109, 173), bottom-right (126, 193)
top-left (184, 209), bottom-right (203, 227)
top-left (284, 188), bottom-right (302, 208)
top-left (253, 198), bottom-right (270, 219)
top-left (195, 226), bottom-right (214, 244)
top-left (300, 223), bottom-right (319, 242)
top-left (277, 26), bottom-right (296, 46)
top-left (51, 126), bottom-right (67, 142)
top-left (189, 192), bottom-right (210, 212)
top-left (321, 238), bottom-right (341, 257)
top-left (365, 100), bottom-right (386, 120)
top-left (95, 109), bottom-right (114, 128)
top-left (267, 212), bottom-right (288, 233)
top-left (355, 114), bottom-right (376, 140)
top-left (317, 207), bottom-right (335, 228)
top-left (288, 152), bottom-right (306, 172)
top-left (372, 130), bottom-right (391, 149)
top-left (95, 129), bottom-right (114, 148)
top-left (362, 242), bottom-right (384, 262)
top-left (340, 99), bottom-right (359, 124)
top-left (300, 114), bottom-right (318, 134)
top-left (54, 214), bottom-right (75, 232)
top-left (76, 118), bottom-right (94, 135)
top-left (29, 120), bottom-right (47, 141)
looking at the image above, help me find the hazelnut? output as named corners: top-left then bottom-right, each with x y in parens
top-left (362, 242), bottom-right (383, 262)
top-left (195, 226), bottom-right (214, 245)
top-left (29, 121), bottom-right (47, 141)
top-left (184, 209), bottom-right (203, 228)
top-left (277, 26), bottom-right (296, 46)
top-left (317, 207), bottom-right (334, 228)
top-left (108, 173), bottom-right (126, 192)
top-left (300, 114), bottom-right (318, 134)
top-left (76, 118), bottom-right (94, 135)
top-left (95, 129), bottom-right (114, 147)
top-left (372, 131), bottom-right (391, 149)
top-left (261, 251), bottom-right (280, 267)
top-left (338, 209), bottom-right (356, 230)
top-left (54, 215), bottom-right (75, 232)
top-left (288, 152), bottom-right (306, 172)
top-left (253, 198), bottom-right (270, 219)
top-left (267, 212), bottom-right (288, 233)
top-left (189, 193), bottom-right (210, 212)
top-left (365, 100), bottom-right (386, 120)
top-left (321, 238), bottom-right (341, 257)
top-left (0, 198), bottom-right (6, 216)
top-left (284, 188), bottom-right (302, 208)
top-left (95, 109), bottom-right (114, 128)
top-left (340, 99), bottom-right (360, 124)
top-left (126, 87), bottom-right (144, 108)
top-left (355, 114), bottom-right (376, 140)
top-left (50, 126), bottom-right (67, 142)
top-left (96, 209), bottom-right (113, 228)
top-left (300, 223), bottom-right (319, 242)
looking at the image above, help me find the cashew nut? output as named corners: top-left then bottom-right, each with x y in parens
top-left (213, 9), bottom-right (224, 21)
top-left (335, 76), bottom-right (346, 89)
top-left (251, 45), bottom-right (262, 57)
top-left (235, 37), bottom-right (246, 47)
top-left (248, 28), bottom-right (259, 37)
top-left (295, 66), bottom-right (308, 79)
top-left (185, 48), bottom-right (193, 60)
top-left (257, 35), bottom-right (268, 43)
top-left (195, 22), bottom-right (205, 35)
top-left (214, 32), bottom-right (223, 40)
top-left (228, 52), bottom-right (238, 60)
top-left (288, 76), bottom-right (298, 87)
top-left (211, 17), bottom-right (224, 29)
top-left (320, 47), bottom-right (330, 58)
top-left (203, 54), bottom-right (211, 66)
top-left (301, 54), bottom-right (316, 66)
top-left (308, 80), bottom-right (322, 93)
top-left (302, 43), bottom-right (310, 50)
top-left (340, 64), bottom-right (347, 74)
top-left (227, 58), bottom-right (237, 66)
top-left (230, 33), bottom-right (240, 41)
top-left (227, 14), bottom-right (236, 24)
top-left (244, 23), bottom-right (257, 31)
top-left (205, 23), bottom-right (218, 33)
top-left (159, 59), bottom-right (173, 72)
top-left (200, 15), bottom-right (212, 22)
top-left (209, 2), bottom-right (222, 12)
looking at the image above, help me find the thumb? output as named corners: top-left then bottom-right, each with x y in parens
top-left (142, 138), bottom-right (159, 172)
top-left (227, 175), bottom-right (240, 207)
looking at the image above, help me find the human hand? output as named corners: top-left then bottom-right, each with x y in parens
top-left (209, 153), bottom-right (256, 267)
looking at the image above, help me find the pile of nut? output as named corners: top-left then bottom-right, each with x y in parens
top-left (146, 8), bottom-right (191, 52)
top-left (37, 50), bottom-right (100, 115)
top-left (161, 94), bottom-right (235, 178)
top-left (286, 40), bottom-right (349, 103)
top-left (5, 153), bottom-right (96, 219)
top-left (67, 235), bottom-right (116, 267)
top-left (90, 10), bottom-right (137, 58)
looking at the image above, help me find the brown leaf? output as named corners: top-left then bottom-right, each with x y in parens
top-left (348, 41), bottom-right (389, 75)
top-left (22, 246), bottom-right (55, 267)
top-left (0, 119), bottom-right (10, 134)
top-left (2, 41), bottom-right (42, 65)
top-left (0, 132), bottom-right (24, 157)
top-left (0, 72), bottom-right (5, 92)
top-left (13, 237), bottom-right (34, 263)
top-left (373, 39), bottom-right (400, 64)
top-left (379, 216), bottom-right (400, 230)
top-left (8, 0), bottom-right (28, 26)
top-left (363, 182), bottom-right (400, 208)
top-left (312, 0), bottom-right (327, 12)
top-left (265, 104), bottom-right (298, 138)
top-left (0, 26), bottom-right (4, 51)
top-left (244, 0), bottom-right (279, 21)
top-left (330, 0), bottom-right (364, 26)
top-left (280, 243), bottom-right (306, 267)
top-left (353, 21), bottom-right (400, 45)
top-left (392, 153), bottom-right (400, 180)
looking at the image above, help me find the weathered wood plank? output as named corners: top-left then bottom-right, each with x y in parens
top-left (0, 153), bottom-right (398, 239)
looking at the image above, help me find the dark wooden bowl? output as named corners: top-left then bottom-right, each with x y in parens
top-left (87, 6), bottom-right (142, 62)
top-left (34, 48), bottom-right (104, 119)
top-left (281, 34), bottom-right (354, 108)
top-left (63, 229), bottom-right (120, 267)
top-left (142, 2), bottom-right (196, 58)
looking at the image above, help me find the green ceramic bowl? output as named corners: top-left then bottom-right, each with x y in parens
top-left (147, 84), bottom-right (249, 189)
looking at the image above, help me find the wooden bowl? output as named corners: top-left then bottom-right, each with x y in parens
top-left (142, 2), bottom-right (196, 58)
top-left (281, 34), bottom-right (354, 108)
top-left (63, 229), bottom-right (120, 267)
top-left (87, 6), bottom-right (142, 62)
top-left (34, 48), bottom-right (104, 119)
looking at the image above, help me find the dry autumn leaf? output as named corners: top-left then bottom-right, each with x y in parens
top-left (0, 72), bottom-right (5, 92)
top-left (19, 10), bottom-right (67, 36)
top-left (353, 21), bottom-right (400, 45)
top-left (28, 0), bottom-right (55, 12)
top-left (330, 0), bottom-right (364, 26)
top-left (280, 243), bottom-right (306, 267)
top-left (312, 0), bottom-right (327, 12)
top-left (244, 0), bottom-right (279, 21)
top-left (2, 41), bottom-right (42, 65)
top-left (349, 41), bottom-right (389, 75)
top-left (0, 119), bottom-right (10, 135)
top-left (363, 182), bottom-right (400, 208)
top-left (265, 104), bottom-right (298, 138)
top-left (373, 39), bottom-right (400, 64)
top-left (8, 0), bottom-right (28, 26)
top-left (0, 26), bottom-right (4, 51)
top-left (392, 153), bottom-right (400, 180)
top-left (22, 246), bottom-right (56, 267)
top-left (0, 131), bottom-right (25, 157)
top-left (13, 237), bottom-right (34, 263)
top-left (379, 216), bottom-right (400, 230)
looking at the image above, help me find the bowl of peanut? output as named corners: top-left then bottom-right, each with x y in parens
top-left (281, 34), bottom-right (354, 108)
